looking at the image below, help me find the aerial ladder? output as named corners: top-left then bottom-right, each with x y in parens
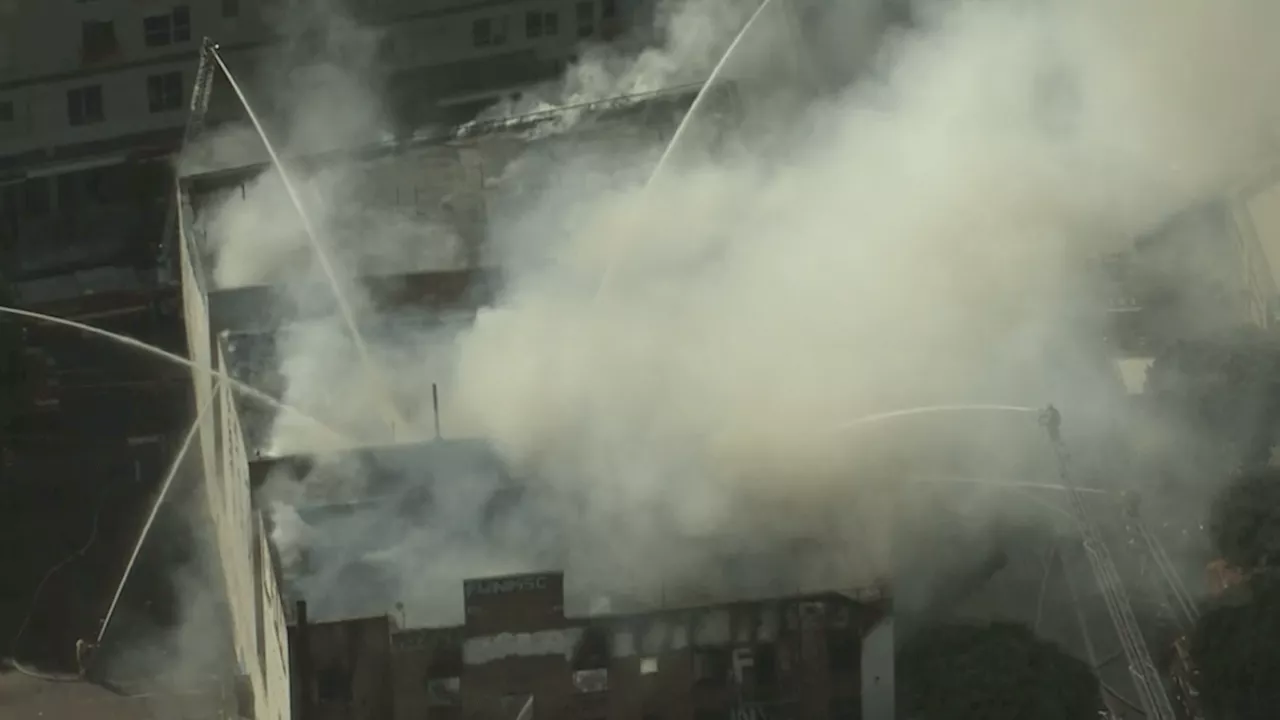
top-left (1122, 494), bottom-right (1205, 719)
top-left (1040, 406), bottom-right (1180, 720)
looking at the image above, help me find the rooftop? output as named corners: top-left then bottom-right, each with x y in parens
top-left (254, 440), bottom-right (891, 626)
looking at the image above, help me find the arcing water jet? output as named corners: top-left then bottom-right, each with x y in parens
top-left (96, 382), bottom-right (219, 645)
top-left (594, 0), bottom-right (779, 299)
top-left (204, 44), bottom-right (406, 441)
top-left (0, 305), bottom-right (348, 444)
top-left (645, 0), bottom-right (779, 189)
top-left (834, 405), bottom-right (1039, 432)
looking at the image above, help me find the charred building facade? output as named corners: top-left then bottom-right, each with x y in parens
top-left (291, 571), bottom-right (891, 720)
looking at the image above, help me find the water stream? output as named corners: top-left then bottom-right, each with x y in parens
top-left (833, 404), bottom-right (1039, 432)
top-left (593, 0), bottom-right (778, 299)
top-left (646, 0), bottom-right (779, 190)
top-left (206, 46), bottom-right (405, 441)
top-left (95, 382), bottom-right (219, 645)
top-left (0, 305), bottom-right (348, 443)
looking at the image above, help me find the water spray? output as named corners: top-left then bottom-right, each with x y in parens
top-left (593, 0), bottom-right (779, 300)
top-left (833, 404), bottom-right (1038, 432)
top-left (203, 43), bottom-right (407, 442)
top-left (646, 0), bottom-right (778, 189)
top-left (96, 381), bottom-right (219, 646)
top-left (0, 305), bottom-right (348, 444)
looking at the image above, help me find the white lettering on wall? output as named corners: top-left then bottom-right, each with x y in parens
top-left (464, 574), bottom-right (553, 598)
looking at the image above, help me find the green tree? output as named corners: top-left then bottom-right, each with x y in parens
top-left (897, 621), bottom-right (1102, 720)
top-left (1209, 468), bottom-right (1280, 571)
top-left (1190, 575), bottom-right (1280, 720)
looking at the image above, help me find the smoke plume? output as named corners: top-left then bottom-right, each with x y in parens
top-left (197, 0), bottom-right (1280, 625)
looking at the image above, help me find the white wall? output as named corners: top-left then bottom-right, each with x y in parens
top-left (256, 512), bottom-right (293, 720)
top-left (860, 616), bottom-right (895, 720)
top-left (181, 184), bottom-right (291, 720)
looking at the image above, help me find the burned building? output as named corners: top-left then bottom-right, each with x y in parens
top-left (291, 570), bottom-right (891, 720)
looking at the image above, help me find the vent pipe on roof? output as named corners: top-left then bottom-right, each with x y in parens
top-left (432, 383), bottom-right (441, 440)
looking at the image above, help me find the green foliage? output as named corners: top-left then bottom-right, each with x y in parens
top-left (897, 621), bottom-right (1102, 720)
top-left (1191, 575), bottom-right (1280, 720)
top-left (1209, 468), bottom-right (1280, 570)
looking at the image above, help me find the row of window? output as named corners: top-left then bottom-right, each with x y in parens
top-left (63, 70), bottom-right (184, 128)
top-left (81, 2), bottom-right (241, 61)
top-left (0, 69), bottom-right (181, 136)
top-left (472, 0), bottom-right (618, 48)
top-left (2, 162), bottom-right (171, 222)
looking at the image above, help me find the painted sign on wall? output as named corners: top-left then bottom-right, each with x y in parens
top-left (462, 572), bottom-right (565, 632)
top-left (464, 572), bottom-right (556, 599)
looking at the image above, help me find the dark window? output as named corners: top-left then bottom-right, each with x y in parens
top-left (830, 696), bottom-right (862, 720)
top-left (755, 644), bottom-right (777, 688)
top-left (81, 20), bottom-right (118, 61)
top-left (527, 11), bottom-right (558, 38)
top-left (428, 644), bottom-right (463, 678)
top-left (316, 664), bottom-right (353, 704)
top-left (22, 178), bottom-right (51, 217)
top-left (143, 15), bottom-right (171, 46)
top-left (573, 627), bottom-right (610, 670)
top-left (146, 71), bottom-right (183, 113)
top-left (0, 100), bottom-right (12, 123)
top-left (172, 6), bottom-right (191, 41)
top-left (66, 86), bottom-right (104, 126)
top-left (693, 649), bottom-right (729, 686)
top-left (576, 1), bottom-right (594, 37)
top-left (472, 17), bottom-right (492, 46)
top-left (56, 168), bottom-right (114, 207)
top-left (828, 631), bottom-right (859, 672)
top-left (222, 0), bottom-right (239, 18)
top-left (144, 7), bottom-right (190, 47)
top-left (601, 0), bottom-right (617, 19)
top-left (695, 710), bottom-right (729, 720)
top-left (0, 185), bottom-right (19, 228)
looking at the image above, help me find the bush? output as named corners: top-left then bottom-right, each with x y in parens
top-left (897, 621), bottom-right (1102, 720)
top-left (1190, 575), bottom-right (1280, 720)
top-left (1209, 468), bottom-right (1280, 571)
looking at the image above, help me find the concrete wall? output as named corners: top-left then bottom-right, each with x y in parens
top-left (180, 178), bottom-right (292, 719)
top-left (1235, 177), bottom-right (1280, 328)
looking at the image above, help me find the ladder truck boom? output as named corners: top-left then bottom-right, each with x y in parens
top-left (1040, 406), bottom-right (1179, 720)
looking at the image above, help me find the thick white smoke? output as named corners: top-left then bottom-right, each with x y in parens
top-left (198, 0), bottom-right (1280, 624)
